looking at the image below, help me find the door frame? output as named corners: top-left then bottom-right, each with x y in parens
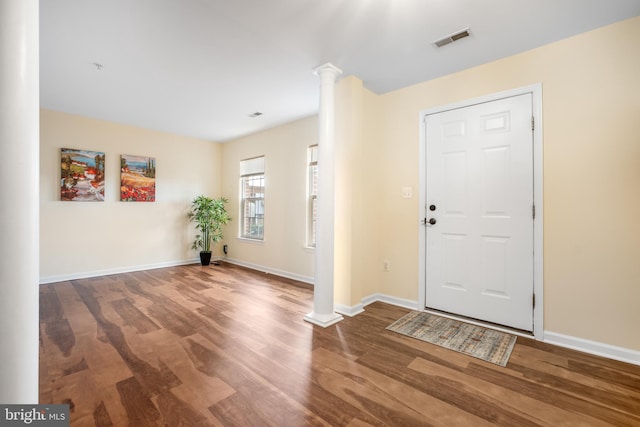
top-left (418, 84), bottom-right (544, 340)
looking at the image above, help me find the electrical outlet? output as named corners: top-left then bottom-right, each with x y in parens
top-left (383, 259), bottom-right (390, 272)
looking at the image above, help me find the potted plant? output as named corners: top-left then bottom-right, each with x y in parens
top-left (188, 195), bottom-right (231, 266)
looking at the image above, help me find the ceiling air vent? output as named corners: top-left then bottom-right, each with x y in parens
top-left (433, 28), bottom-right (470, 48)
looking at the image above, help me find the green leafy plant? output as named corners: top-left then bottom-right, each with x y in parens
top-left (188, 196), bottom-right (231, 253)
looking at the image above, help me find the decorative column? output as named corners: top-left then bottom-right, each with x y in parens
top-left (0, 0), bottom-right (40, 403)
top-left (304, 63), bottom-right (344, 327)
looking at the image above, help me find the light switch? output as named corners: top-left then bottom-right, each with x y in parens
top-left (402, 186), bottom-right (413, 199)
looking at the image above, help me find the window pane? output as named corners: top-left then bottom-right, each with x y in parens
top-left (242, 198), bottom-right (264, 238)
top-left (243, 175), bottom-right (264, 198)
top-left (243, 214), bottom-right (264, 239)
top-left (311, 196), bottom-right (317, 246)
top-left (243, 199), bottom-right (264, 218)
top-left (241, 173), bottom-right (265, 240)
top-left (309, 164), bottom-right (318, 197)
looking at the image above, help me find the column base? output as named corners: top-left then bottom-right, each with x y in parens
top-left (303, 311), bottom-right (344, 328)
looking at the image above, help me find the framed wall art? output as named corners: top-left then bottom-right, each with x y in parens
top-left (120, 154), bottom-right (156, 202)
top-left (60, 148), bottom-right (105, 201)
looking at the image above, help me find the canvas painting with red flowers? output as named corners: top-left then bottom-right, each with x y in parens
top-left (120, 154), bottom-right (156, 202)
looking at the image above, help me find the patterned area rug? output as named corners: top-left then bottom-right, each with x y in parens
top-left (386, 311), bottom-right (517, 367)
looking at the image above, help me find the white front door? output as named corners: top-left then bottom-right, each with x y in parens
top-left (425, 93), bottom-right (534, 331)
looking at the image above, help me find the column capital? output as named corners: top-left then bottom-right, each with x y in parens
top-left (312, 62), bottom-right (343, 79)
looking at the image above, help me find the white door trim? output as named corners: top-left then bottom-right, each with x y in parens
top-left (418, 84), bottom-right (544, 340)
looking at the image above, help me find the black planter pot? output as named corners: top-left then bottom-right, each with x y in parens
top-left (199, 251), bottom-right (212, 266)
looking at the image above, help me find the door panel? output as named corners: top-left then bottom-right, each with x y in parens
top-left (425, 94), bottom-right (533, 331)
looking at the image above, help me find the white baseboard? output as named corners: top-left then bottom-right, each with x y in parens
top-left (223, 258), bottom-right (314, 285)
top-left (544, 331), bottom-right (640, 367)
top-left (335, 303), bottom-right (365, 317)
top-left (335, 293), bottom-right (417, 318)
top-left (361, 293), bottom-right (419, 311)
top-left (39, 258), bottom-right (199, 285)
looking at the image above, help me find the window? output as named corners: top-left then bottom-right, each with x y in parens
top-left (240, 156), bottom-right (265, 240)
top-left (307, 145), bottom-right (318, 247)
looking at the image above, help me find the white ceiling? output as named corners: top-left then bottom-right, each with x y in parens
top-left (40, 0), bottom-right (640, 142)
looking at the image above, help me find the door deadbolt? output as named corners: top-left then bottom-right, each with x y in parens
top-left (429, 204), bottom-right (436, 211)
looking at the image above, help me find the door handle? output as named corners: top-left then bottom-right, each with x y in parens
top-left (424, 218), bottom-right (436, 225)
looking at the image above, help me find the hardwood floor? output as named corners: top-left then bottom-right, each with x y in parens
top-left (39, 263), bottom-right (640, 426)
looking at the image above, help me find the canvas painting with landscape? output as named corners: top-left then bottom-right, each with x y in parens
top-left (60, 148), bottom-right (105, 201)
top-left (120, 154), bottom-right (156, 202)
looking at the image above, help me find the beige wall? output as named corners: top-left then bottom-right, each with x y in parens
top-left (40, 110), bottom-right (222, 282)
top-left (220, 116), bottom-right (318, 282)
top-left (364, 17), bottom-right (640, 350)
top-left (334, 77), bottom-right (387, 307)
top-left (354, 87), bottom-right (387, 304)
top-left (334, 76), bottom-right (364, 307)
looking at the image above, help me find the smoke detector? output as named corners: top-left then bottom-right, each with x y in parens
top-left (433, 28), bottom-right (470, 48)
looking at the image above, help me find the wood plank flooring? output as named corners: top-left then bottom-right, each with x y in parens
top-left (39, 263), bottom-right (640, 426)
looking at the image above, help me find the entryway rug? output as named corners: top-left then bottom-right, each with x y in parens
top-left (386, 311), bottom-right (517, 367)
